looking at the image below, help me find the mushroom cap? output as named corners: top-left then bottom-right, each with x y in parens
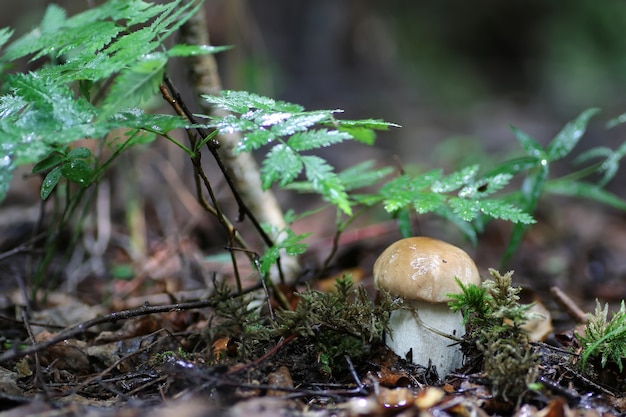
top-left (373, 237), bottom-right (480, 303)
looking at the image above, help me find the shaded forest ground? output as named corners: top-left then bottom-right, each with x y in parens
top-left (2, 1), bottom-right (626, 416)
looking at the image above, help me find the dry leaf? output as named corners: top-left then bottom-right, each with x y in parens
top-left (267, 365), bottom-right (294, 396)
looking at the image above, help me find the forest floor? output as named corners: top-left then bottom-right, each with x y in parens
top-left (1, 163), bottom-right (626, 417)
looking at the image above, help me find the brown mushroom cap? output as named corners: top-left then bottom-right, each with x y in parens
top-left (373, 237), bottom-right (480, 303)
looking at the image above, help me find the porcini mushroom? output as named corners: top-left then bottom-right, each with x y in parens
top-left (373, 236), bottom-right (481, 377)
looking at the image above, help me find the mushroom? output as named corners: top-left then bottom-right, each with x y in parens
top-left (373, 236), bottom-right (481, 377)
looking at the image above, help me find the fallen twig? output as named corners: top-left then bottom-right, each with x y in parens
top-left (0, 299), bottom-right (219, 363)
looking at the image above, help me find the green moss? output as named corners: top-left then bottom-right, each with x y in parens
top-left (577, 300), bottom-right (626, 372)
top-left (448, 269), bottom-right (540, 402)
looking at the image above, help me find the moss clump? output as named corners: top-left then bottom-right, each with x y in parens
top-left (577, 300), bottom-right (626, 373)
top-left (208, 275), bottom-right (395, 378)
top-left (448, 269), bottom-right (540, 402)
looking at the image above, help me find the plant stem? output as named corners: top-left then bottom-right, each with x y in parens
top-left (178, 5), bottom-right (300, 283)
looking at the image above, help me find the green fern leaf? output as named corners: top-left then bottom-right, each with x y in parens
top-left (432, 165), bottom-right (479, 193)
top-left (238, 127), bottom-right (275, 152)
top-left (4, 17), bottom-right (121, 64)
top-left (302, 156), bottom-right (351, 215)
top-left (379, 171), bottom-right (442, 212)
top-left (0, 94), bottom-right (27, 118)
top-left (9, 73), bottom-right (94, 125)
top-left (204, 90), bottom-right (304, 113)
top-left (213, 114), bottom-right (256, 134)
top-left (287, 129), bottom-right (351, 151)
top-left (413, 193), bottom-right (446, 214)
top-left (335, 118), bottom-right (401, 145)
top-left (107, 0), bottom-right (172, 26)
top-left (113, 110), bottom-right (192, 134)
top-left (378, 175), bottom-right (418, 212)
top-left (338, 160), bottom-right (393, 191)
top-left (449, 197), bottom-right (480, 222)
top-left (269, 111), bottom-right (334, 136)
top-left (0, 27), bottom-right (14, 51)
top-left (478, 200), bottom-right (535, 224)
top-left (167, 44), bottom-right (231, 57)
top-left (102, 54), bottom-right (167, 118)
top-left (546, 108), bottom-right (600, 161)
top-left (458, 173), bottom-right (513, 199)
top-left (261, 144), bottom-right (303, 189)
top-left (0, 73), bottom-right (101, 166)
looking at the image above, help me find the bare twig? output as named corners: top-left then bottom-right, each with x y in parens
top-left (550, 286), bottom-right (588, 324)
top-left (178, 5), bottom-right (301, 283)
top-left (0, 298), bottom-right (223, 363)
top-left (159, 80), bottom-right (264, 260)
top-left (344, 355), bottom-right (365, 391)
top-left (70, 330), bottom-right (174, 398)
top-left (21, 310), bottom-right (49, 399)
top-left (158, 82), bottom-right (250, 257)
top-left (161, 76), bottom-right (276, 252)
top-left (227, 334), bottom-right (297, 375)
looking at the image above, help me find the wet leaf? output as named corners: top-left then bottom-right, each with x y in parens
top-left (32, 152), bottom-right (64, 173)
top-left (60, 159), bottom-right (92, 186)
top-left (40, 165), bottom-right (62, 199)
top-left (67, 146), bottom-right (92, 159)
top-left (546, 108), bottom-right (600, 161)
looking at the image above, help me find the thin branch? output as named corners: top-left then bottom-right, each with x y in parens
top-left (159, 82), bottom-right (250, 258)
top-left (161, 76), bottom-right (276, 253)
top-left (177, 6), bottom-right (301, 283)
top-left (0, 298), bottom-right (223, 363)
top-left (22, 310), bottom-right (50, 399)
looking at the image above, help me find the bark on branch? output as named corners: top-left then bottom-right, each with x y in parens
top-left (179, 6), bottom-right (301, 283)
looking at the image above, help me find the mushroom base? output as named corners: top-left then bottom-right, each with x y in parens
top-left (385, 301), bottom-right (465, 378)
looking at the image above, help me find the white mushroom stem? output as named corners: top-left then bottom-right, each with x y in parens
top-left (386, 301), bottom-right (465, 377)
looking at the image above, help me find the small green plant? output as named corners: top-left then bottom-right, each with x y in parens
top-left (0, 0), bottom-right (227, 296)
top-left (276, 276), bottom-right (396, 376)
top-left (577, 300), bottom-right (626, 372)
top-left (151, 347), bottom-right (190, 366)
top-left (449, 269), bottom-right (535, 337)
top-left (448, 269), bottom-right (540, 402)
top-left (276, 276), bottom-right (394, 342)
top-left (485, 108), bottom-right (626, 264)
top-left (32, 147), bottom-right (95, 199)
top-left (2, 0), bottom-right (626, 295)
top-left (202, 90), bottom-right (539, 277)
top-left (209, 275), bottom-right (395, 376)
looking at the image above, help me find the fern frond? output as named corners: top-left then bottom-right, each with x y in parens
top-left (257, 228), bottom-right (311, 276)
top-left (101, 54), bottom-right (167, 118)
top-left (302, 156), bottom-right (351, 215)
top-left (204, 90), bottom-right (395, 213)
top-left (287, 129), bottom-right (351, 151)
top-left (261, 144), bottom-right (303, 188)
top-left (337, 160), bottom-right (394, 191)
